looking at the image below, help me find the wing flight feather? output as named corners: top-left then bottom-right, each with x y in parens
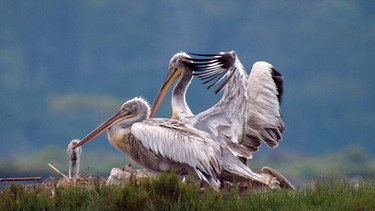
top-left (131, 118), bottom-right (221, 179)
top-left (245, 62), bottom-right (285, 149)
top-left (184, 51), bottom-right (252, 159)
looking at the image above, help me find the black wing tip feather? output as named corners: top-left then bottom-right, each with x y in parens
top-left (242, 135), bottom-right (262, 152)
top-left (271, 67), bottom-right (284, 103)
top-left (188, 52), bottom-right (221, 57)
top-left (182, 51), bottom-right (237, 94)
top-left (188, 50), bottom-right (236, 57)
top-left (186, 51), bottom-right (236, 70)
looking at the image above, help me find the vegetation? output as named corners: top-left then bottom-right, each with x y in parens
top-left (0, 173), bottom-right (374, 210)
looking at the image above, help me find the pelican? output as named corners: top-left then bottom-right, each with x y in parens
top-left (72, 97), bottom-right (279, 190)
top-left (149, 51), bottom-right (284, 161)
top-left (67, 139), bottom-right (82, 178)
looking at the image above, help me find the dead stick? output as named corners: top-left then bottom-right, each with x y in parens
top-left (0, 177), bottom-right (42, 182)
top-left (48, 163), bottom-right (69, 180)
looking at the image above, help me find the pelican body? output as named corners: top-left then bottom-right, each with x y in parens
top-left (73, 97), bottom-right (278, 190)
top-left (149, 51), bottom-right (284, 160)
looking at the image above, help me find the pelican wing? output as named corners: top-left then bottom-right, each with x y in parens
top-left (245, 62), bottom-right (285, 150)
top-left (185, 51), bottom-right (252, 159)
top-left (131, 118), bottom-right (221, 180)
top-left (187, 52), bottom-right (285, 152)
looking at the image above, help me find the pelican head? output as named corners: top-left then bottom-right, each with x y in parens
top-left (72, 97), bottom-right (149, 149)
top-left (149, 52), bottom-right (193, 119)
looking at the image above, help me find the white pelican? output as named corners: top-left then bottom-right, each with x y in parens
top-left (72, 97), bottom-right (279, 190)
top-left (149, 51), bottom-right (284, 161)
top-left (67, 139), bottom-right (82, 178)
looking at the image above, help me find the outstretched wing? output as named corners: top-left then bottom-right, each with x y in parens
top-left (184, 51), bottom-right (252, 159)
top-left (186, 52), bottom-right (285, 153)
top-left (245, 62), bottom-right (285, 150)
top-left (131, 118), bottom-right (221, 187)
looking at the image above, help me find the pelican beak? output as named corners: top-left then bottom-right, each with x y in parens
top-left (72, 107), bottom-right (134, 149)
top-left (149, 67), bottom-right (182, 118)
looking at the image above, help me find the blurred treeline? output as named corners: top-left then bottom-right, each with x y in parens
top-left (0, 1), bottom-right (374, 176)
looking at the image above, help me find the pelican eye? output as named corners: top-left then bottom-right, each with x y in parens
top-left (122, 104), bottom-right (136, 114)
top-left (121, 105), bottom-right (129, 111)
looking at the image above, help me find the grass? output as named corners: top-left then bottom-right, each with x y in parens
top-left (1, 173), bottom-right (374, 210)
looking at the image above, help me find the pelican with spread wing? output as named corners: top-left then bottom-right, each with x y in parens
top-left (72, 97), bottom-right (279, 191)
top-left (149, 51), bottom-right (284, 161)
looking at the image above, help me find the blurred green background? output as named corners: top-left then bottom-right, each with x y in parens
top-left (0, 1), bottom-right (374, 184)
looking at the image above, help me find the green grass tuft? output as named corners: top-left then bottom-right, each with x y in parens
top-left (1, 173), bottom-right (374, 210)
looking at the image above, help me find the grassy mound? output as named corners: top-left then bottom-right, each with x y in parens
top-left (1, 173), bottom-right (374, 210)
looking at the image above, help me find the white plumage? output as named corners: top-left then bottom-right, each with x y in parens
top-left (73, 97), bottom-right (279, 190)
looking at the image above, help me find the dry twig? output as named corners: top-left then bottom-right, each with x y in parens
top-left (0, 177), bottom-right (42, 182)
top-left (48, 163), bottom-right (69, 180)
